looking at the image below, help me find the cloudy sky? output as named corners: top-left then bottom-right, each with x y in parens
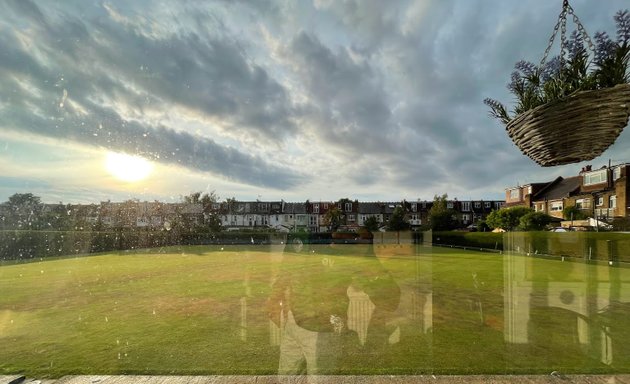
top-left (1, 0), bottom-right (629, 204)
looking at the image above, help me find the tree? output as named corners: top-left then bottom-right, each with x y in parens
top-left (486, 206), bottom-right (532, 231)
top-left (363, 216), bottom-right (380, 232)
top-left (183, 191), bottom-right (202, 204)
top-left (182, 191), bottom-right (221, 232)
top-left (387, 206), bottom-right (409, 231)
top-left (324, 206), bottom-right (344, 232)
top-left (562, 205), bottom-right (588, 220)
top-left (519, 211), bottom-right (553, 231)
top-left (428, 194), bottom-right (457, 231)
top-left (4, 193), bottom-right (43, 229)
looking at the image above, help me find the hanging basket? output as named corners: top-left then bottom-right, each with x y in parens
top-left (506, 83), bottom-right (630, 167)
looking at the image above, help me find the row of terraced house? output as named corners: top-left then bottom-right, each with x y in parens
top-left (214, 199), bottom-right (504, 232)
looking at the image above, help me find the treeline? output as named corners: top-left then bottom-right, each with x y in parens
top-left (0, 229), bottom-right (283, 261)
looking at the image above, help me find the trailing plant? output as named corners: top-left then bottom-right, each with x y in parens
top-left (485, 9), bottom-right (630, 125)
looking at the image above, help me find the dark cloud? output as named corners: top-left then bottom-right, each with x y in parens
top-left (2, 0), bottom-right (630, 200)
top-left (0, 0), bottom-right (302, 189)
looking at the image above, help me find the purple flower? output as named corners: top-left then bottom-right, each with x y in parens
top-left (514, 60), bottom-right (537, 78)
top-left (507, 71), bottom-right (522, 93)
top-left (541, 56), bottom-right (561, 82)
top-left (614, 10), bottom-right (630, 44)
top-left (567, 30), bottom-right (586, 61)
top-left (594, 31), bottom-right (616, 63)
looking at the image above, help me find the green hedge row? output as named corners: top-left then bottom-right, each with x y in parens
top-left (504, 232), bottom-right (630, 262)
top-left (0, 230), bottom-right (312, 260)
top-left (432, 232), bottom-right (503, 250)
top-left (432, 231), bottom-right (630, 262)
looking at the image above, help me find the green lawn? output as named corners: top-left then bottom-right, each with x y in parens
top-left (1, 244), bottom-right (629, 377)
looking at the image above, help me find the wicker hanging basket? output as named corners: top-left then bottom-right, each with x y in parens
top-left (507, 83), bottom-right (630, 167)
top-left (491, 0), bottom-right (630, 166)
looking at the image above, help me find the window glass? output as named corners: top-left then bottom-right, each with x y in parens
top-left (2, 1), bottom-right (630, 380)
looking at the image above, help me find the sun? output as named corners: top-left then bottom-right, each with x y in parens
top-left (105, 152), bottom-right (153, 182)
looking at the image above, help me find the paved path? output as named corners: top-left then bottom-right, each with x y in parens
top-left (3, 376), bottom-right (630, 384)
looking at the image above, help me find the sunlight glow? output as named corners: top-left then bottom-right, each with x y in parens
top-left (105, 152), bottom-right (153, 182)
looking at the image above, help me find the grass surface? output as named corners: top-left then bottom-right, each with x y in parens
top-left (1, 244), bottom-right (629, 377)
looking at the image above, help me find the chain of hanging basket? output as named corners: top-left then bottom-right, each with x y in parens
top-left (505, 0), bottom-right (630, 167)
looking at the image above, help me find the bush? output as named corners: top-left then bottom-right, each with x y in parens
top-left (519, 212), bottom-right (553, 231)
top-left (432, 232), bottom-right (503, 250)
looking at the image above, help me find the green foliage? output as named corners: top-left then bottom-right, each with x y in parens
top-left (324, 206), bottom-right (344, 231)
top-left (363, 216), bottom-right (380, 232)
top-left (562, 205), bottom-right (589, 220)
top-left (485, 206), bottom-right (532, 231)
top-left (432, 231), bottom-right (503, 250)
top-left (429, 194), bottom-right (457, 231)
top-left (387, 206), bottom-right (409, 231)
top-left (518, 211), bottom-right (553, 231)
top-left (476, 220), bottom-right (491, 232)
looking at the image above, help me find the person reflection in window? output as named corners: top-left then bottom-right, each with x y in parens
top-left (267, 237), bottom-right (400, 376)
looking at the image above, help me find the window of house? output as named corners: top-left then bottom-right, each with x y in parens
top-left (447, 202), bottom-right (453, 209)
top-left (347, 214), bottom-right (355, 221)
top-left (345, 202), bottom-right (352, 212)
top-left (583, 169), bottom-right (608, 185)
top-left (484, 202), bottom-right (491, 208)
top-left (462, 202), bottom-right (470, 211)
top-left (495, 202), bottom-right (503, 209)
top-left (474, 202), bottom-right (481, 209)
top-left (323, 203), bottom-right (328, 209)
top-left (597, 197), bottom-right (604, 206)
top-left (509, 189), bottom-right (520, 199)
top-left (614, 167), bottom-right (622, 180)
top-left (462, 214), bottom-right (470, 222)
top-left (550, 202), bottom-right (563, 211)
top-left (610, 195), bottom-right (617, 208)
top-left (313, 204), bottom-right (319, 214)
top-left (575, 199), bottom-right (590, 209)
top-left (412, 203), bottom-right (417, 212)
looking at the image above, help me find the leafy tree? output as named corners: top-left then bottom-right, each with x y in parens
top-left (428, 194), bottom-right (457, 231)
top-left (3, 193), bottom-right (44, 229)
top-left (363, 216), bottom-right (380, 232)
top-left (183, 191), bottom-right (222, 232)
top-left (486, 206), bottom-right (532, 231)
top-left (562, 205), bottom-right (588, 220)
top-left (324, 206), bottom-right (344, 232)
top-left (476, 220), bottom-right (490, 232)
top-left (519, 211), bottom-right (553, 231)
top-left (183, 191), bottom-right (202, 204)
top-left (387, 206), bottom-right (409, 231)
top-left (8, 193), bottom-right (41, 207)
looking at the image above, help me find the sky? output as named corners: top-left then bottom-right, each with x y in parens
top-left (0, 0), bottom-right (629, 204)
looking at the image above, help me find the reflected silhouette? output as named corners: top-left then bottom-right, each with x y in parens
top-left (267, 234), bottom-right (402, 376)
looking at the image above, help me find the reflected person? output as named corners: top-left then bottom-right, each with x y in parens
top-left (267, 237), bottom-right (400, 375)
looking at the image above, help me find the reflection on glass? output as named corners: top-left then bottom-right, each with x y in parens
top-left (3, 227), bottom-right (630, 376)
top-left (504, 232), bottom-right (630, 371)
